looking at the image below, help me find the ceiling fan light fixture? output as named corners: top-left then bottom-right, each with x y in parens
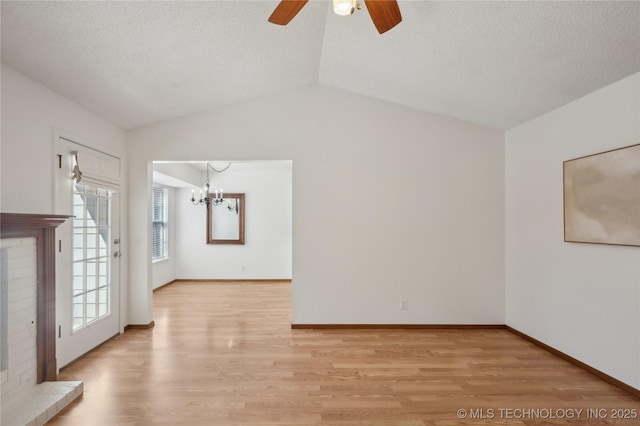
top-left (268, 0), bottom-right (401, 34)
top-left (333, 0), bottom-right (355, 16)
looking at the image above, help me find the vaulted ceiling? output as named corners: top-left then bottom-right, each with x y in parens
top-left (2, 1), bottom-right (639, 131)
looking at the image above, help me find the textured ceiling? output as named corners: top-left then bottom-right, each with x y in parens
top-left (2, 1), bottom-right (639, 130)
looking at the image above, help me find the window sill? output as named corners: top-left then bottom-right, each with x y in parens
top-left (152, 257), bottom-right (170, 264)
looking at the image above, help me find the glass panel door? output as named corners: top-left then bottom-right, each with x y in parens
top-left (72, 183), bottom-right (112, 331)
top-left (55, 137), bottom-right (121, 369)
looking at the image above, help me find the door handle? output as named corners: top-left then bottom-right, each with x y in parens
top-left (113, 251), bottom-right (122, 258)
top-left (113, 238), bottom-right (120, 245)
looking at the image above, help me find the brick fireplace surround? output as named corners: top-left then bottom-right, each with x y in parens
top-left (1, 213), bottom-right (82, 426)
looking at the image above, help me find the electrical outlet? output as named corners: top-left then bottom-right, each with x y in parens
top-left (241, 265), bottom-right (246, 272)
top-left (401, 300), bottom-right (408, 311)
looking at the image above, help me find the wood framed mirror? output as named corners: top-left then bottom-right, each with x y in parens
top-left (206, 193), bottom-right (245, 244)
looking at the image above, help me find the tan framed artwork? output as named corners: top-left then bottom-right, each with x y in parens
top-left (563, 144), bottom-right (640, 247)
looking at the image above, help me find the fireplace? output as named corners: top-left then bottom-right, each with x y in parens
top-left (1, 213), bottom-right (83, 425)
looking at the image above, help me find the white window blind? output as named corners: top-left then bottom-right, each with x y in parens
top-left (152, 186), bottom-right (168, 260)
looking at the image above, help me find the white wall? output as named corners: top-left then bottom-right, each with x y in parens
top-left (151, 185), bottom-right (177, 290)
top-left (127, 85), bottom-right (505, 326)
top-left (153, 163), bottom-right (201, 187)
top-left (1, 63), bottom-right (129, 325)
top-left (175, 161), bottom-right (292, 280)
top-left (151, 162), bottom-right (202, 289)
top-left (505, 73), bottom-right (640, 389)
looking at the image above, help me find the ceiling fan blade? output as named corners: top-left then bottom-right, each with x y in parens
top-left (268, 0), bottom-right (309, 25)
top-left (364, 0), bottom-right (402, 34)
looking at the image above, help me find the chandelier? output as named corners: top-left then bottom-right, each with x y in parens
top-left (190, 162), bottom-right (230, 207)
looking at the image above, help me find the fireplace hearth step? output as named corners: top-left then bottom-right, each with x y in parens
top-left (0, 381), bottom-right (83, 426)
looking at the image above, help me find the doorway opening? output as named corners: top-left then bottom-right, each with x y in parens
top-left (150, 160), bottom-right (292, 288)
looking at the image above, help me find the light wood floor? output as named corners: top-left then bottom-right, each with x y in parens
top-left (49, 282), bottom-right (639, 425)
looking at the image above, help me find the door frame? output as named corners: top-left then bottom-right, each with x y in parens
top-left (53, 130), bottom-right (126, 369)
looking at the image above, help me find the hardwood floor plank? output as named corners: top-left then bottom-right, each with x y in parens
top-left (49, 282), bottom-right (639, 425)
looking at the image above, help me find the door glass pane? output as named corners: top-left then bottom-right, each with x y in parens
top-left (98, 199), bottom-right (109, 226)
top-left (86, 260), bottom-right (97, 291)
top-left (86, 291), bottom-right (97, 322)
top-left (72, 183), bottom-right (112, 331)
top-left (73, 294), bottom-right (84, 329)
top-left (98, 234), bottom-right (108, 257)
top-left (98, 287), bottom-right (108, 317)
top-left (98, 260), bottom-right (108, 286)
top-left (73, 276), bottom-right (84, 295)
top-left (73, 228), bottom-right (84, 261)
top-left (86, 228), bottom-right (97, 260)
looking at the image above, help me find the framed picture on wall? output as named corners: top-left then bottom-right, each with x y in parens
top-left (563, 143), bottom-right (640, 247)
top-left (206, 193), bottom-right (245, 245)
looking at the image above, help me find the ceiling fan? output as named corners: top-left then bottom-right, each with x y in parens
top-left (268, 0), bottom-right (402, 34)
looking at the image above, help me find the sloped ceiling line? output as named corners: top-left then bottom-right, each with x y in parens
top-left (1, 1), bottom-right (639, 131)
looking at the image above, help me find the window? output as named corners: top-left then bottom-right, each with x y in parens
top-left (152, 186), bottom-right (169, 261)
top-left (72, 183), bottom-right (112, 330)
